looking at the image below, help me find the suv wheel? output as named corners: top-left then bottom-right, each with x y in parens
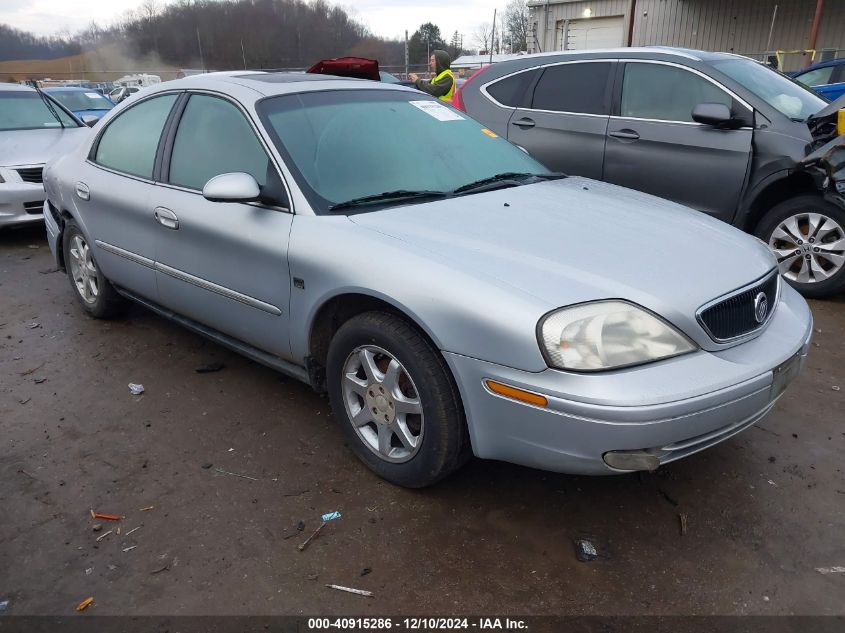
top-left (63, 220), bottom-right (127, 318)
top-left (326, 311), bottom-right (469, 488)
top-left (756, 194), bottom-right (845, 298)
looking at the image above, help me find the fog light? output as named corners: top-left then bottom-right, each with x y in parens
top-left (603, 451), bottom-right (661, 471)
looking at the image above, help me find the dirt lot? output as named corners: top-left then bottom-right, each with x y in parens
top-left (1, 223), bottom-right (843, 616)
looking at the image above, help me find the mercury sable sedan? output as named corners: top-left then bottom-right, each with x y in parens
top-left (42, 73), bottom-right (813, 487)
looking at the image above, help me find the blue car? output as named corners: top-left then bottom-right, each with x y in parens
top-left (791, 59), bottom-right (845, 100)
top-left (44, 87), bottom-right (115, 122)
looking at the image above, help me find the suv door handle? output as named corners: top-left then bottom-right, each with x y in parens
top-left (154, 207), bottom-right (179, 230)
top-left (609, 129), bottom-right (640, 140)
top-left (511, 118), bottom-right (536, 129)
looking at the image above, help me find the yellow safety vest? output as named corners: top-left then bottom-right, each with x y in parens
top-left (432, 68), bottom-right (456, 103)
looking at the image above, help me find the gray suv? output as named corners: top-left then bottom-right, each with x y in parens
top-left (455, 47), bottom-right (845, 297)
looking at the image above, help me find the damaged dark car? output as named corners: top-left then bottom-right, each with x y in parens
top-left (455, 48), bottom-right (845, 297)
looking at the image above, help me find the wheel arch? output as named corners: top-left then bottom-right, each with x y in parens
top-left (743, 171), bottom-right (819, 233)
top-left (306, 291), bottom-right (447, 392)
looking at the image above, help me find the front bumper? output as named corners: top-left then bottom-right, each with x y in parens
top-left (0, 174), bottom-right (45, 228)
top-left (445, 284), bottom-right (813, 475)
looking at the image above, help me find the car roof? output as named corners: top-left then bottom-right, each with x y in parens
top-left (475, 46), bottom-right (736, 64)
top-left (139, 71), bottom-right (417, 98)
top-left (44, 86), bottom-right (101, 92)
top-left (796, 58), bottom-right (845, 73)
top-left (0, 82), bottom-right (36, 92)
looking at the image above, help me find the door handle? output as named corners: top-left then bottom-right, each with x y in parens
top-left (154, 207), bottom-right (179, 230)
top-left (511, 118), bottom-right (536, 129)
top-left (609, 129), bottom-right (640, 140)
top-left (75, 182), bottom-right (90, 201)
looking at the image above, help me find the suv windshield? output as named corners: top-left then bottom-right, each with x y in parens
top-left (257, 90), bottom-right (551, 213)
top-left (49, 90), bottom-right (114, 112)
top-left (708, 57), bottom-right (828, 121)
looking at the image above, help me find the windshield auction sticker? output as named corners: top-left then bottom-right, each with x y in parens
top-left (409, 100), bottom-right (465, 121)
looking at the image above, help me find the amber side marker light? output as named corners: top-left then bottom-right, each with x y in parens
top-left (838, 109), bottom-right (845, 136)
top-left (485, 380), bottom-right (548, 407)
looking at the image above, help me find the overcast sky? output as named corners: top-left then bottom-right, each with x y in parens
top-left (1, 0), bottom-right (501, 43)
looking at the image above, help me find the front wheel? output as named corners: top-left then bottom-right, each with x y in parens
top-left (326, 312), bottom-right (469, 488)
top-left (755, 195), bottom-right (845, 298)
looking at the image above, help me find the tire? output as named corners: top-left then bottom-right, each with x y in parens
top-left (326, 311), bottom-right (469, 488)
top-left (755, 194), bottom-right (845, 299)
top-left (62, 220), bottom-right (127, 319)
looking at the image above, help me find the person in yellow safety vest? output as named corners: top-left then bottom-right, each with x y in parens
top-left (409, 50), bottom-right (455, 103)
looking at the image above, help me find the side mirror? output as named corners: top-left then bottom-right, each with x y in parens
top-left (81, 115), bottom-right (100, 127)
top-left (202, 172), bottom-right (261, 203)
top-left (692, 103), bottom-right (734, 128)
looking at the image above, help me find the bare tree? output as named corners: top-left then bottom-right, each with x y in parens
top-left (504, 0), bottom-right (529, 52)
top-left (473, 22), bottom-right (493, 54)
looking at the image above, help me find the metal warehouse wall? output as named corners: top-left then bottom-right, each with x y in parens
top-left (529, 0), bottom-right (845, 61)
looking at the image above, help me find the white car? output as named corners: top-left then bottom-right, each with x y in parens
top-left (0, 83), bottom-right (89, 229)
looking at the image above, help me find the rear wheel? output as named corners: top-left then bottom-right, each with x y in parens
top-left (326, 311), bottom-right (469, 488)
top-left (63, 220), bottom-right (127, 318)
top-left (756, 195), bottom-right (845, 298)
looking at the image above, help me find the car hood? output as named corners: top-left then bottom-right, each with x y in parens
top-left (349, 178), bottom-right (776, 348)
top-left (0, 126), bottom-right (89, 167)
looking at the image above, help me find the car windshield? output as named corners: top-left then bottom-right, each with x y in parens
top-left (49, 90), bottom-right (114, 112)
top-left (708, 57), bottom-right (828, 121)
top-left (0, 91), bottom-right (79, 131)
top-left (257, 90), bottom-right (551, 213)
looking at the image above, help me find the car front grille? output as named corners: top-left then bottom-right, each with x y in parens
top-left (16, 167), bottom-right (44, 184)
top-left (697, 271), bottom-right (780, 342)
top-left (23, 201), bottom-right (44, 214)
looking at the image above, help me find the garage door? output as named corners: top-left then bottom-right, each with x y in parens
top-left (566, 16), bottom-right (624, 50)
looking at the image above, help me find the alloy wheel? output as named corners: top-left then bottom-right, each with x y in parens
top-left (341, 345), bottom-right (424, 463)
top-left (68, 234), bottom-right (99, 304)
top-left (768, 212), bottom-right (845, 284)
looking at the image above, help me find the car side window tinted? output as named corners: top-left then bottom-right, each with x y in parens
top-left (168, 94), bottom-right (269, 191)
top-left (621, 63), bottom-right (733, 122)
top-left (486, 69), bottom-right (539, 107)
top-left (94, 94), bottom-right (177, 178)
top-left (530, 62), bottom-right (611, 114)
top-left (797, 66), bottom-right (835, 87)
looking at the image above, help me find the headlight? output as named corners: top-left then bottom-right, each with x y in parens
top-left (538, 301), bottom-right (696, 371)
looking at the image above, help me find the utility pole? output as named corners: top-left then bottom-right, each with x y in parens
top-left (196, 27), bottom-right (205, 72)
top-left (765, 4), bottom-right (778, 58)
top-left (806, 0), bottom-right (825, 68)
top-left (404, 30), bottom-right (409, 78)
top-left (490, 8), bottom-right (497, 64)
top-left (241, 39), bottom-right (247, 70)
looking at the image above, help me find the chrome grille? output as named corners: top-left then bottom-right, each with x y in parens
top-left (698, 272), bottom-right (780, 342)
top-left (15, 167), bottom-right (44, 184)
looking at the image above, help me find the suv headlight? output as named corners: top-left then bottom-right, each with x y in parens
top-left (538, 301), bottom-right (697, 372)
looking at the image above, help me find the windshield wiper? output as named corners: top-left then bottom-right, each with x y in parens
top-left (329, 190), bottom-right (448, 211)
top-left (27, 80), bottom-right (65, 129)
top-left (452, 172), bottom-right (566, 195)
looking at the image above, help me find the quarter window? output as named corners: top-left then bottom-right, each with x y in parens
top-left (530, 62), bottom-right (611, 115)
top-left (168, 94), bottom-right (269, 191)
top-left (486, 69), bottom-right (539, 107)
top-left (94, 94), bottom-right (177, 178)
top-left (621, 63), bottom-right (733, 122)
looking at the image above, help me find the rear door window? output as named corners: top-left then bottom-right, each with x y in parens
top-left (530, 62), bottom-right (612, 115)
top-left (485, 69), bottom-right (539, 107)
top-left (94, 93), bottom-right (178, 178)
top-left (167, 94), bottom-right (269, 191)
top-left (621, 62), bottom-right (733, 122)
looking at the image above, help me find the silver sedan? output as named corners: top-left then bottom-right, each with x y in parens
top-left (43, 72), bottom-right (812, 487)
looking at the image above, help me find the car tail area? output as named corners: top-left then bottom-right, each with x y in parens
top-left (452, 65), bottom-right (492, 114)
